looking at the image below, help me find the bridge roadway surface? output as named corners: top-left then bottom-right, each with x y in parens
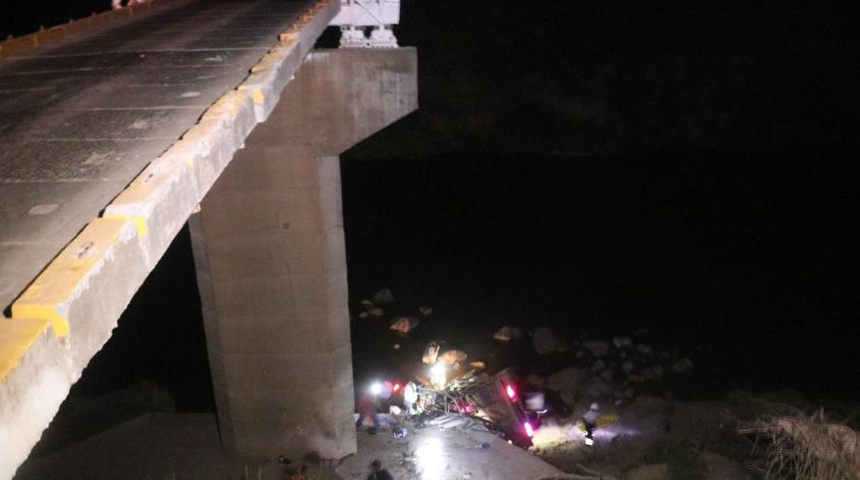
top-left (0, 0), bottom-right (323, 315)
top-left (0, 1), bottom-right (340, 477)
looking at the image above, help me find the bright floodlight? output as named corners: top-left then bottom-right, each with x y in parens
top-left (429, 364), bottom-right (446, 388)
top-left (369, 381), bottom-right (382, 395)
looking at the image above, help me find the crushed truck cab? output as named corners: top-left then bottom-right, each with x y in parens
top-left (418, 368), bottom-right (537, 448)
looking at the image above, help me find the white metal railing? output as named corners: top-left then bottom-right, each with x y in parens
top-left (329, 0), bottom-right (400, 48)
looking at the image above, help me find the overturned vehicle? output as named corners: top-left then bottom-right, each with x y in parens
top-left (415, 368), bottom-right (541, 448)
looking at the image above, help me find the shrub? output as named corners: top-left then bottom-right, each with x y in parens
top-left (739, 407), bottom-right (860, 480)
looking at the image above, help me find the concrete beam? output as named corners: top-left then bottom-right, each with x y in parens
top-left (190, 47), bottom-right (417, 462)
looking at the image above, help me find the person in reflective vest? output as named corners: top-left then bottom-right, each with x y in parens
top-left (403, 381), bottom-right (418, 415)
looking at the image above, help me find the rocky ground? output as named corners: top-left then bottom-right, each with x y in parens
top-left (15, 290), bottom-right (860, 479)
top-left (18, 383), bottom-right (853, 480)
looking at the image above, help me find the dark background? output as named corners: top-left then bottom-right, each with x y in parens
top-left (4, 1), bottom-right (858, 416)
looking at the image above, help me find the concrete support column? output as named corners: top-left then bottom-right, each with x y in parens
top-left (188, 48), bottom-right (417, 461)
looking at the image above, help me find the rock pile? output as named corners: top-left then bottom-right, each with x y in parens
top-left (523, 328), bottom-right (695, 407)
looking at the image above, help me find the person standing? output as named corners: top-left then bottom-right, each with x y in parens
top-left (403, 381), bottom-right (418, 415)
top-left (581, 402), bottom-right (600, 445)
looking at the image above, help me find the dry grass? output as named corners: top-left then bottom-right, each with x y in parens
top-left (738, 406), bottom-right (860, 480)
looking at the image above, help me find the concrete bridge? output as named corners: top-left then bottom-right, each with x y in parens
top-left (0, 1), bottom-right (417, 478)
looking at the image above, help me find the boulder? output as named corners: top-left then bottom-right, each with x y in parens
top-left (671, 358), bottom-right (694, 374)
top-left (390, 316), bottom-right (418, 333)
top-left (636, 343), bottom-right (654, 356)
top-left (493, 326), bottom-right (513, 342)
top-left (583, 340), bottom-right (610, 357)
top-left (372, 288), bottom-right (395, 306)
top-left (547, 367), bottom-right (589, 405)
top-left (493, 325), bottom-right (524, 342)
top-left (422, 342), bottom-right (440, 364)
top-left (581, 377), bottom-right (614, 398)
top-left (437, 350), bottom-right (468, 365)
top-left (532, 327), bottom-right (560, 355)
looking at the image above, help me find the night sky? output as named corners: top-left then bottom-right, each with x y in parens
top-left (4, 0), bottom-right (858, 414)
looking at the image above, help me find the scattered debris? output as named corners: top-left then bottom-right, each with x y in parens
top-left (418, 305), bottom-right (433, 316)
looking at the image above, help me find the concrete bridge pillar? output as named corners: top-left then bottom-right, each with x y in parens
top-left (188, 48), bottom-right (417, 461)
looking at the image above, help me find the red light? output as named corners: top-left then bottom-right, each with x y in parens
top-left (393, 383), bottom-right (401, 391)
top-left (523, 422), bottom-right (534, 437)
top-left (505, 384), bottom-right (516, 400)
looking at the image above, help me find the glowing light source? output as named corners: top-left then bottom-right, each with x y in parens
top-left (505, 384), bottom-right (516, 400)
top-left (523, 421), bottom-right (534, 437)
top-left (369, 382), bottom-right (382, 395)
top-left (430, 364), bottom-right (446, 388)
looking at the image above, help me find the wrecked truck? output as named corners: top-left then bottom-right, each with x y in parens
top-left (416, 368), bottom-right (539, 448)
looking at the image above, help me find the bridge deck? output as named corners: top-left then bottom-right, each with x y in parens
top-left (0, 0), bottom-right (326, 314)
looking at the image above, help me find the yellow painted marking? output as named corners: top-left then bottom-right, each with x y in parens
top-left (103, 213), bottom-right (148, 238)
top-left (12, 218), bottom-right (130, 338)
top-left (0, 318), bottom-right (52, 382)
top-left (252, 88), bottom-right (264, 105)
